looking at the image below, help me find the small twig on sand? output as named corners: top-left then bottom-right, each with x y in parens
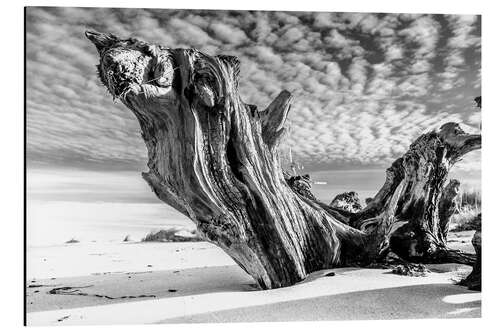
top-left (48, 285), bottom-right (156, 300)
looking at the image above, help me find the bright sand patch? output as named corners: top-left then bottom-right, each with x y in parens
top-left (26, 232), bottom-right (480, 325)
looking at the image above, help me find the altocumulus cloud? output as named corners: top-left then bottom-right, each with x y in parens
top-left (26, 8), bottom-right (481, 173)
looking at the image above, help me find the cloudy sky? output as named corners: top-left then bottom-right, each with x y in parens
top-left (25, 7), bottom-right (481, 243)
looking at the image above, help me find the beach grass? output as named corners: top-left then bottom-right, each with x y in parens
top-left (450, 188), bottom-right (481, 232)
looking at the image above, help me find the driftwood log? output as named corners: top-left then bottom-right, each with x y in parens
top-left (86, 31), bottom-right (481, 289)
top-left (459, 228), bottom-right (481, 291)
top-left (330, 191), bottom-right (363, 213)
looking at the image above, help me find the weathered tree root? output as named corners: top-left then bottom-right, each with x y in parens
top-left (86, 31), bottom-right (481, 289)
top-left (459, 229), bottom-right (481, 290)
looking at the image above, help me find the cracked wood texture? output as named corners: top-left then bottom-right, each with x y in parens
top-left (347, 124), bottom-right (480, 264)
top-left (86, 31), bottom-right (481, 289)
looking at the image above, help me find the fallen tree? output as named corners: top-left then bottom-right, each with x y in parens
top-left (86, 31), bottom-right (481, 289)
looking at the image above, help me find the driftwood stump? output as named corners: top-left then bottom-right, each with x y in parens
top-left (459, 216), bottom-right (481, 291)
top-left (86, 31), bottom-right (481, 289)
top-left (330, 191), bottom-right (363, 213)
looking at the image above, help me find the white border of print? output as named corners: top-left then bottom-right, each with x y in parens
top-left (1, 0), bottom-right (497, 332)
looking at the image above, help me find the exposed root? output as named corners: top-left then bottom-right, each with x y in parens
top-left (458, 271), bottom-right (481, 291)
top-left (428, 248), bottom-right (476, 266)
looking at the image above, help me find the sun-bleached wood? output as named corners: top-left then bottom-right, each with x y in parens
top-left (86, 31), bottom-right (481, 289)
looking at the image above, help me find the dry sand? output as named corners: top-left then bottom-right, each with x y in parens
top-left (26, 231), bottom-right (480, 325)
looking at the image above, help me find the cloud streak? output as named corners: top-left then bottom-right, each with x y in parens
top-left (26, 8), bottom-right (481, 173)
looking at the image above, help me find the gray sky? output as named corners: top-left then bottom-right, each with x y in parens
top-left (26, 7), bottom-right (481, 206)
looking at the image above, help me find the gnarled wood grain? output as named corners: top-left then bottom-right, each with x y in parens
top-left (86, 31), bottom-right (481, 289)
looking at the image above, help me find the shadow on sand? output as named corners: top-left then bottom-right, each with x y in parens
top-left (161, 283), bottom-right (480, 323)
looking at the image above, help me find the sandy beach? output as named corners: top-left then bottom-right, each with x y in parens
top-left (25, 230), bottom-right (480, 325)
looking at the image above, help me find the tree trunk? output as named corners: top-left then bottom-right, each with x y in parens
top-left (468, 230), bottom-right (481, 290)
top-left (86, 31), bottom-right (481, 289)
top-left (438, 179), bottom-right (460, 240)
top-left (347, 126), bottom-right (479, 265)
top-left (459, 218), bottom-right (481, 291)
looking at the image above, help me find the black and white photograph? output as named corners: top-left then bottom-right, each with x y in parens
top-left (19, 2), bottom-right (489, 327)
